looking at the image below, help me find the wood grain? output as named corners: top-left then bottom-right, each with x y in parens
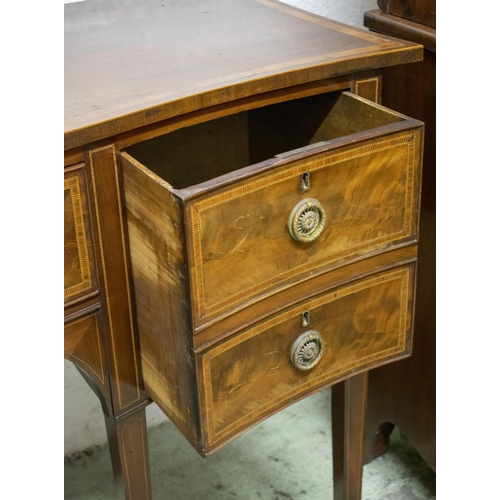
top-left (116, 76), bottom-right (353, 151)
top-left (365, 9), bottom-right (436, 51)
top-left (193, 246), bottom-right (417, 349)
top-left (64, 312), bottom-right (106, 387)
top-left (187, 130), bottom-right (420, 325)
top-left (353, 75), bottom-right (382, 104)
top-left (364, 9), bottom-right (436, 471)
top-left (121, 152), bottom-right (199, 446)
top-left (64, 163), bottom-right (98, 306)
top-left (87, 144), bottom-right (144, 414)
top-left (124, 91), bottom-right (423, 329)
top-left (64, 0), bottom-right (422, 150)
top-left (123, 142), bottom-right (418, 453)
top-left (332, 372), bottom-right (368, 500)
top-left (105, 408), bottom-right (152, 500)
top-left (198, 264), bottom-right (414, 453)
top-left (64, 309), bottom-right (113, 415)
top-left (377, 0), bottom-right (435, 29)
top-left (64, 1), bottom-right (426, 496)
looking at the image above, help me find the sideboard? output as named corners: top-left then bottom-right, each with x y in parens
top-left (64, 1), bottom-right (424, 498)
top-left (362, 1), bottom-right (436, 471)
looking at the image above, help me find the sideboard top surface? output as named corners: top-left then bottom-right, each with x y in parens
top-left (64, 0), bottom-right (422, 149)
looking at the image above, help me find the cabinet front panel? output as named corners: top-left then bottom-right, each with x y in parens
top-left (64, 164), bottom-right (98, 305)
top-left (198, 264), bottom-right (414, 451)
top-left (64, 312), bottom-right (106, 386)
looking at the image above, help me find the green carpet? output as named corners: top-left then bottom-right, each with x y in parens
top-left (65, 388), bottom-right (435, 499)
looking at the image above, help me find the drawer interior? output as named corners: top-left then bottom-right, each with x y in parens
top-left (124, 91), bottom-right (405, 189)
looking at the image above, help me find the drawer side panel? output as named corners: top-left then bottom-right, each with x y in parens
top-left (122, 153), bottom-right (200, 447)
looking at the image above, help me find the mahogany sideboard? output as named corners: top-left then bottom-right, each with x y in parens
top-left (363, 3), bottom-right (436, 471)
top-left (64, 1), bottom-right (424, 498)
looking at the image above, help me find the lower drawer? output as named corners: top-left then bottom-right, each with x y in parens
top-left (196, 264), bottom-right (414, 453)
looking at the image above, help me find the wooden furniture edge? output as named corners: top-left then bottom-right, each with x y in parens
top-left (364, 10), bottom-right (436, 52)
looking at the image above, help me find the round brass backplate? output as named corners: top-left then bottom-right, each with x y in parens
top-left (290, 330), bottom-right (324, 371)
top-left (287, 198), bottom-right (326, 242)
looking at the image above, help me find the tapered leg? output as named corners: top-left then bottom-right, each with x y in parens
top-left (105, 407), bottom-right (152, 500)
top-left (332, 372), bottom-right (368, 500)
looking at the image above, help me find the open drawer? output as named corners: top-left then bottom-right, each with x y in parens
top-left (122, 90), bottom-right (423, 332)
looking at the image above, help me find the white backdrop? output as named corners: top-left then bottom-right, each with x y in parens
top-left (280, 0), bottom-right (377, 28)
top-left (64, 0), bottom-right (378, 456)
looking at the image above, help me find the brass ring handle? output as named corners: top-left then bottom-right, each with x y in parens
top-left (290, 330), bottom-right (324, 371)
top-left (287, 198), bottom-right (326, 242)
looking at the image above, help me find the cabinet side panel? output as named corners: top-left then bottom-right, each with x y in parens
top-left (122, 153), bottom-right (199, 447)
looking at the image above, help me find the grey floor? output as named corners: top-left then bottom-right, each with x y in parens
top-left (64, 388), bottom-right (436, 500)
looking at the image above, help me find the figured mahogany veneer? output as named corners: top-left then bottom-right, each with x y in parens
top-left (198, 265), bottom-right (415, 454)
top-left (64, 164), bottom-right (98, 306)
top-left (363, 5), bottom-right (436, 472)
top-left (64, 312), bottom-right (106, 388)
top-left (122, 88), bottom-right (423, 455)
top-left (377, 0), bottom-right (435, 29)
top-left (123, 92), bottom-right (422, 330)
top-left (64, 1), bottom-right (424, 498)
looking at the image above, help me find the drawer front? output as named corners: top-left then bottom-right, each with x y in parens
top-left (187, 130), bottom-right (421, 326)
top-left (197, 264), bottom-right (414, 452)
top-left (64, 164), bottom-right (98, 305)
